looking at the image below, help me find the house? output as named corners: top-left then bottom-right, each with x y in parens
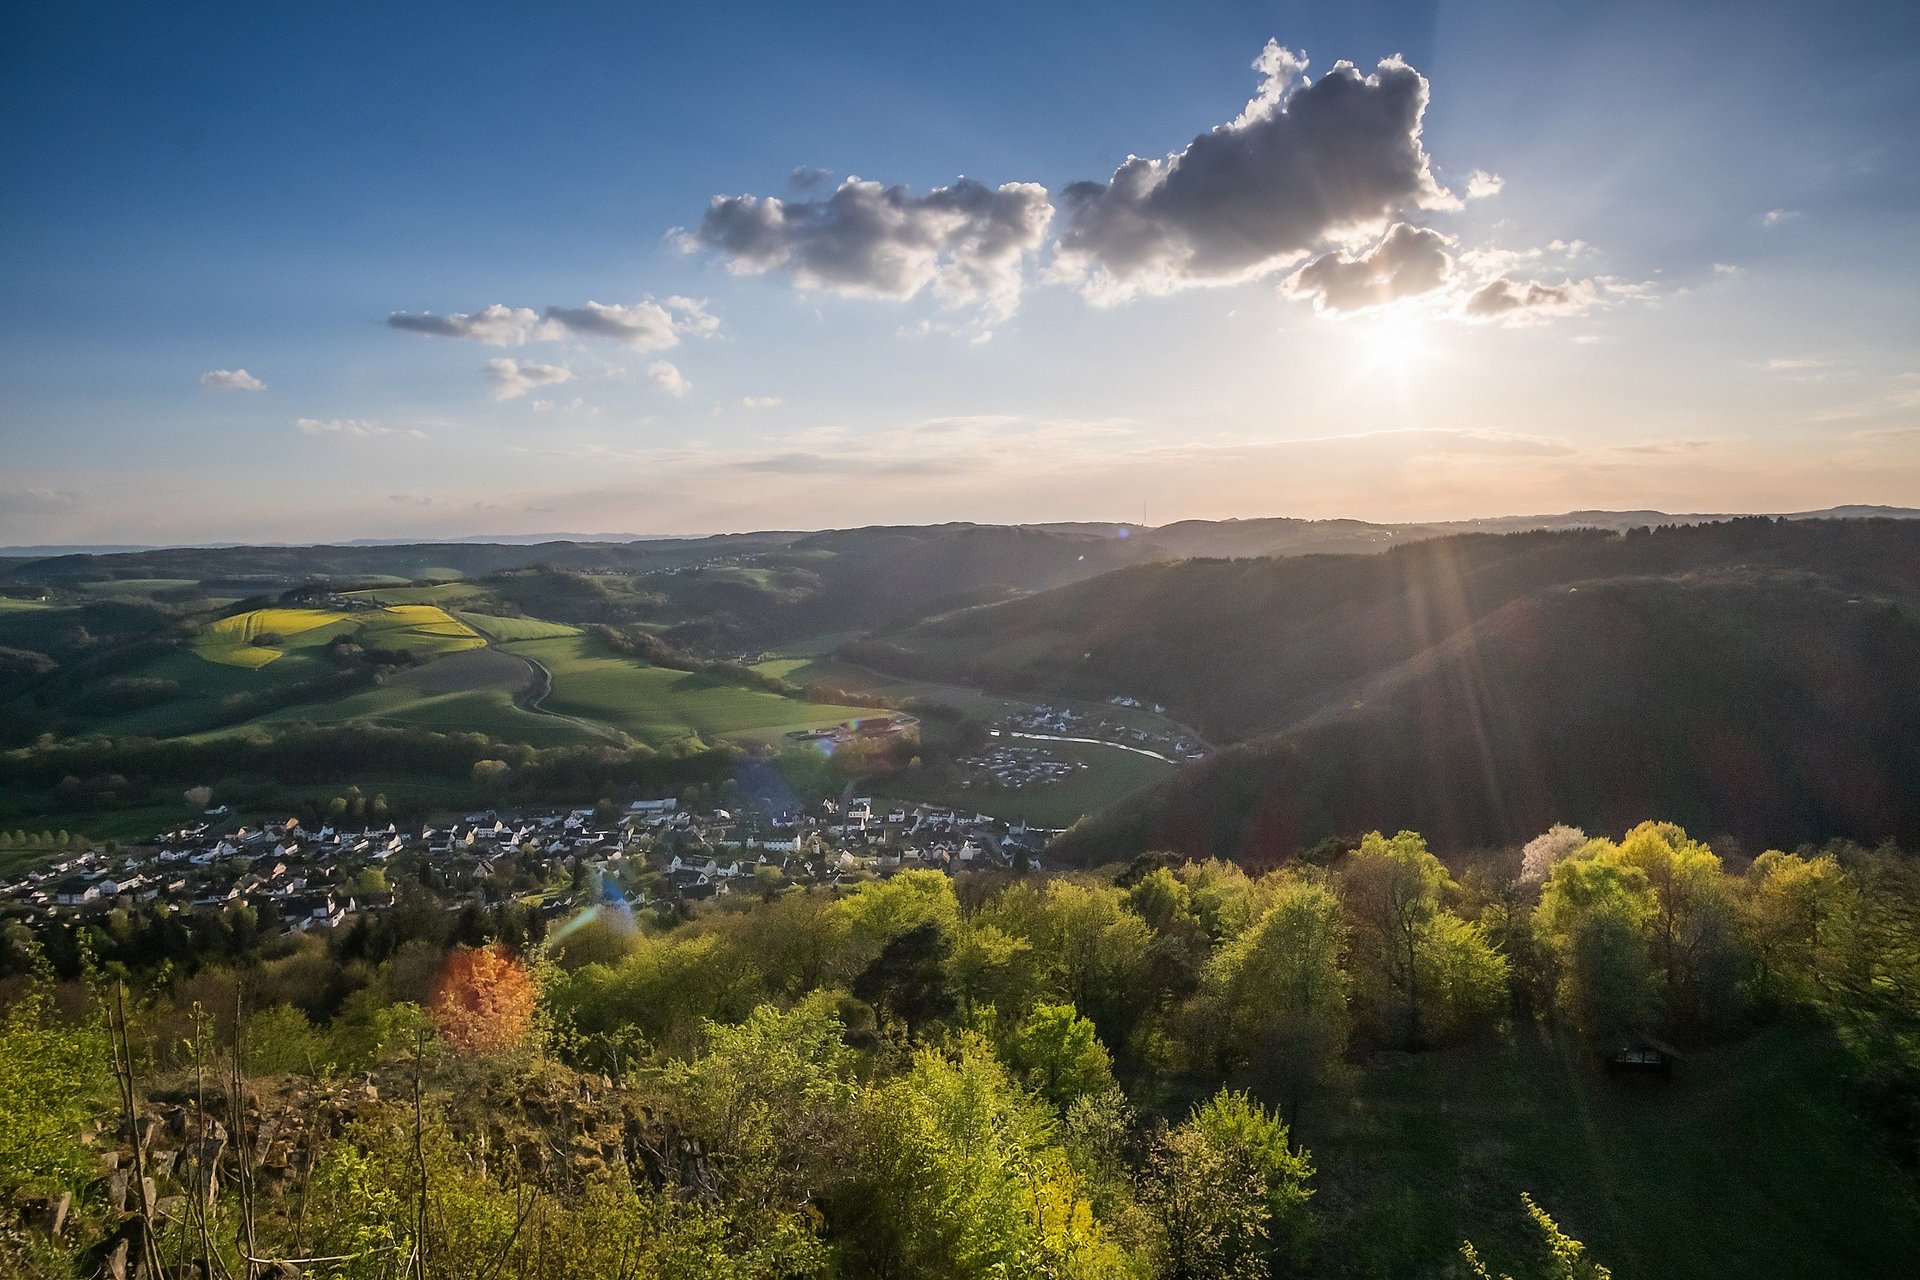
top-left (1605, 1033), bottom-right (1681, 1080)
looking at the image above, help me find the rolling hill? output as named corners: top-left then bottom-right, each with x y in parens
top-left (852, 518), bottom-right (1920, 858)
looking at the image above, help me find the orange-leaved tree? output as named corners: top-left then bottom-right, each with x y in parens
top-left (430, 944), bottom-right (536, 1055)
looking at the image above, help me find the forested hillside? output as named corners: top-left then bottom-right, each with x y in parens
top-left (6, 823), bottom-right (1920, 1278)
top-left (852, 519), bottom-right (1920, 859)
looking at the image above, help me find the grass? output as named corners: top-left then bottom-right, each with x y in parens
top-left (873, 738), bottom-right (1175, 827)
top-left (0, 598), bottom-right (54, 612)
top-left (81, 578), bottom-right (200, 597)
top-left (454, 612), bottom-right (581, 642)
top-left (1301, 1022), bottom-right (1920, 1278)
top-left (191, 605), bottom-right (483, 668)
top-left (195, 607), bottom-right (352, 667)
top-left (502, 632), bottom-right (880, 748)
top-left (348, 583), bottom-right (487, 607)
top-left (247, 647), bottom-right (597, 748)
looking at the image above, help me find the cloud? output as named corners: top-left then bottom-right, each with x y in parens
top-left (531, 397), bottom-right (598, 415)
top-left (1767, 357), bottom-right (1826, 371)
top-left (3, 486), bottom-right (84, 512)
top-left (485, 357), bottom-right (573, 401)
top-left (388, 304), bottom-right (544, 346)
top-left (741, 396), bottom-right (782, 408)
top-left (1457, 274), bottom-right (1651, 324)
top-left (1283, 222), bottom-right (1454, 312)
top-left (1051, 43), bottom-right (1458, 300)
top-left (1763, 208), bottom-right (1801, 227)
top-left (542, 297), bottom-right (718, 350)
top-left (646, 361), bottom-right (691, 397)
top-left (686, 176), bottom-right (1054, 318)
top-left (295, 417), bottom-right (424, 440)
top-left (389, 297), bottom-right (717, 350)
top-left (1610, 439), bottom-right (1714, 455)
top-left (1464, 170), bottom-right (1504, 199)
top-left (200, 368), bottom-right (264, 391)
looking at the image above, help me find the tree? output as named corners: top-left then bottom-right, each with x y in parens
top-left (1342, 831), bottom-right (1502, 1048)
top-left (1615, 821), bottom-right (1746, 1034)
top-left (843, 1036), bottom-right (1132, 1279)
top-left (1461, 1193), bottom-right (1611, 1280)
top-left (183, 784), bottom-right (213, 810)
top-left (1204, 875), bottom-right (1348, 1115)
top-left (1011, 1002), bottom-right (1118, 1107)
top-left (471, 758), bottom-right (513, 796)
top-left (1520, 825), bottom-right (1588, 886)
top-left (1536, 852), bottom-right (1657, 1047)
top-left (429, 944), bottom-right (536, 1055)
top-left (1148, 1089), bottom-right (1314, 1280)
top-left (852, 920), bottom-right (956, 1041)
top-left (1743, 850), bottom-right (1855, 1007)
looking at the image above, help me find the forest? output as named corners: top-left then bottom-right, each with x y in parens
top-left (4, 819), bottom-right (1919, 1278)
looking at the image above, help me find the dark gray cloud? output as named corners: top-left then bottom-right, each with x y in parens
top-left (1284, 222), bottom-right (1454, 312)
top-left (1052, 43), bottom-right (1457, 299)
top-left (686, 176), bottom-right (1053, 318)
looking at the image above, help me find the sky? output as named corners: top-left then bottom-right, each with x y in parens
top-left (2, 0), bottom-right (1917, 545)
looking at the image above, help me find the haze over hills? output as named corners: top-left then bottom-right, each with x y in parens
top-left (852, 517), bottom-right (1920, 858)
top-left (4, 510), bottom-right (1917, 862)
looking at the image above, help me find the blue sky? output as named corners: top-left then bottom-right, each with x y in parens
top-left (2, 0), bottom-right (1916, 543)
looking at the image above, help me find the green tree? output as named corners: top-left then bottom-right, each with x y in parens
top-left (1536, 851), bottom-right (1657, 1047)
top-left (1204, 874), bottom-right (1348, 1115)
top-left (1148, 1089), bottom-right (1314, 1280)
top-left (1012, 1002), bottom-right (1118, 1107)
top-left (1342, 830), bottom-right (1503, 1048)
top-left (1461, 1193), bottom-right (1611, 1280)
top-left (844, 1035), bottom-right (1133, 1279)
top-left (852, 920), bottom-right (957, 1041)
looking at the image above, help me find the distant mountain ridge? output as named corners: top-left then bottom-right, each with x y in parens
top-left (7, 504), bottom-right (1914, 562)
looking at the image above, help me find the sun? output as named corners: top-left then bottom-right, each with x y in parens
top-left (1353, 312), bottom-right (1432, 380)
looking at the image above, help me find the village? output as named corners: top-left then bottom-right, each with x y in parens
top-left (0, 795), bottom-right (1061, 937)
top-left (995, 700), bottom-right (1209, 763)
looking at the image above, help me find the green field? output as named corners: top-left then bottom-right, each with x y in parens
top-left (348, 582), bottom-right (488, 607)
top-left (502, 632), bottom-right (878, 748)
top-left (1302, 1023), bottom-right (1920, 1278)
top-left (0, 597), bottom-right (54, 612)
top-left (192, 605), bottom-right (484, 668)
top-left (874, 738), bottom-right (1175, 827)
top-left (81, 578), bottom-right (201, 598)
top-left (454, 611), bottom-right (582, 642)
top-left (246, 646), bottom-right (598, 747)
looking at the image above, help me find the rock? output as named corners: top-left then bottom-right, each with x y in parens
top-left (46, 1190), bottom-right (71, 1235)
top-left (103, 1237), bottom-right (129, 1280)
top-left (108, 1168), bottom-right (130, 1212)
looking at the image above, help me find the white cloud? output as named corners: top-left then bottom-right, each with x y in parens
top-left (200, 368), bottom-right (264, 391)
top-left (532, 397), bottom-right (597, 415)
top-left (295, 417), bottom-right (424, 440)
top-left (542, 297), bottom-right (718, 350)
top-left (1464, 170), bottom-right (1504, 199)
top-left (686, 176), bottom-right (1054, 318)
top-left (389, 297), bottom-right (717, 351)
top-left (485, 357), bottom-right (573, 401)
top-left (1763, 208), bottom-right (1801, 227)
top-left (1767, 357), bottom-right (1826, 371)
top-left (1051, 43), bottom-right (1459, 301)
top-left (647, 361), bottom-right (691, 397)
top-left (741, 396), bottom-right (782, 408)
top-left (387, 304), bottom-right (545, 346)
top-left (1283, 222), bottom-right (1455, 312)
